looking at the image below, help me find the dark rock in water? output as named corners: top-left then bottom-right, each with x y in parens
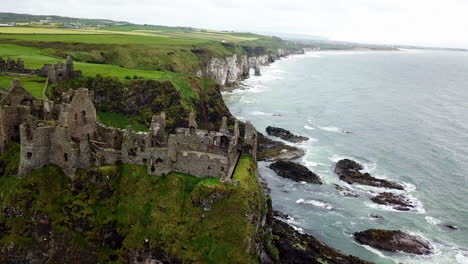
top-left (371, 192), bottom-right (413, 211)
top-left (443, 224), bottom-right (459, 231)
top-left (269, 160), bottom-right (322, 184)
top-left (369, 214), bottom-right (384, 219)
top-left (334, 159), bottom-right (404, 190)
top-left (334, 184), bottom-right (359, 197)
top-left (272, 219), bottom-right (372, 264)
top-left (354, 229), bottom-right (432, 255)
top-left (273, 210), bottom-right (290, 220)
top-left (257, 133), bottom-right (305, 161)
top-left (266, 126), bottom-right (309, 143)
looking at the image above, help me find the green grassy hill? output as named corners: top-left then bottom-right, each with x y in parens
top-left (0, 139), bottom-right (271, 263)
top-left (0, 16), bottom-right (294, 264)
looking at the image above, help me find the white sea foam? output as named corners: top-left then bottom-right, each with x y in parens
top-left (318, 126), bottom-right (342, 133)
top-left (304, 125), bottom-right (315, 130)
top-left (456, 252), bottom-right (468, 264)
top-left (296, 199), bottom-right (333, 210)
top-left (401, 182), bottom-right (417, 192)
top-left (303, 160), bottom-right (326, 168)
top-left (251, 111), bottom-right (273, 116)
top-left (360, 245), bottom-right (393, 260)
top-left (425, 216), bottom-right (442, 225)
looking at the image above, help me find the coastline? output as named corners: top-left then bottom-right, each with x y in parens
top-left (221, 51), bottom-right (374, 262)
top-left (222, 49), bottom-right (468, 264)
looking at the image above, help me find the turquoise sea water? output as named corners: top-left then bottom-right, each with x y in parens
top-left (223, 50), bottom-right (468, 264)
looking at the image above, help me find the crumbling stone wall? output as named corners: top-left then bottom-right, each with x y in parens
top-left (1, 79), bottom-right (257, 181)
top-left (0, 56), bottom-right (82, 83)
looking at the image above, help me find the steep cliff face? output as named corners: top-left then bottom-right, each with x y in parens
top-left (0, 154), bottom-right (274, 264)
top-left (197, 48), bottom-right (304, 86)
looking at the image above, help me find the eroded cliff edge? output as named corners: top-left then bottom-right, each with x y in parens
top-left (196, 48), bottom-right (304, 86)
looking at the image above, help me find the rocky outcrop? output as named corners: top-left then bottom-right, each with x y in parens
top-left (334, 159), bottom-right (404, 190)
top-left (371, 192), bottom-right (413, 211)
top-left (269, 160), bottom-right (322, 184)
top-left (335, 184), bottom-right (359, 197)
top-left (354, 229), bottom-right (432, 255)
top-left (257, 133), bottom-right (305, 161)
top-left (271, 219), bottom-right (372, 264)
top-left (197, 48), bottom-right (304, 86)
top-left (443, 224), bottom-right (459, 231)
top-left (197, 54), bottom-right (250, 86)
top-left (266, 126), bottom-right (309, 143)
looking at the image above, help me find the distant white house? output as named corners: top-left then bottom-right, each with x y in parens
top-left (0, 24), bottom-right (13, 27)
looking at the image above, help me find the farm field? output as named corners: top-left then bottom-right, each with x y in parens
top-left (0, 43), bottom-right (197, 99)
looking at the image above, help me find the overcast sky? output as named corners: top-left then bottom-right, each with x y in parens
top-left (4, 0), bottom-right (468, 48)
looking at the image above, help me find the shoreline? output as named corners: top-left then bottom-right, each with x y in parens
top-left (220, 50), bottom-right (374, 262)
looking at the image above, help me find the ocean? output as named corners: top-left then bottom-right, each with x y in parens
top-left (222, 50), bottom-right (468, 264)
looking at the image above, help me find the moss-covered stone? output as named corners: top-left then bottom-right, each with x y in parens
top-left (0, 150), bottom-right (270, 263)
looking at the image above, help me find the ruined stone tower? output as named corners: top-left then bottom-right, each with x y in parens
top-left (1, 79), bottom-right (257, 181)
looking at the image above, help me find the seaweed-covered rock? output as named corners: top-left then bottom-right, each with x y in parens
top-left (269, 160), bottom-right (322, 184)
top-left (354, 229), bottom-right (432, 255)
top-left (257, 133), bottom-right (305, 161)
top-left (371, 192), bottom-right (413, 211)
top-left (335, 184), bottom-right (359, 197)
top-left (272, 219), bottom-right (372, 264)
top-left (266, 126), bottom-right (309, 143)
top-left (334, 159), bottom-right (404, 190)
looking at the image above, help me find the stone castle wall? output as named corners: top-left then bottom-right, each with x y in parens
top-left (0, 56), bottom-right (83, 85)
top-left (0, 79), bottom-right (256, 181)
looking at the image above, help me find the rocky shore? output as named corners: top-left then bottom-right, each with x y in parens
top-left (257, 133), bottom-right (305, 161)
top-left (334, 159), bottom-right (404, 190)
top-left (266, 126), bottom-right (309, 143)
top-left (354, 229), bottom-right (432, 255)
top-left (371, 192), bottom-right (414, 211)
top-left (272, 214), bottom-right (372, 264)
top-left (268, 160), bottom-right (322, 184)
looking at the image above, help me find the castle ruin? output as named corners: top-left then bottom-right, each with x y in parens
top-left (0, 56), bottom-right (82, 85)
top-left (0, 80), bottom-right (257, 181)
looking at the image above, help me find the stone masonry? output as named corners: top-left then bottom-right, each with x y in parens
top-left (0, 56), bottom-right (83, 84)
top-left (0, 79), bottom-right (256, 181)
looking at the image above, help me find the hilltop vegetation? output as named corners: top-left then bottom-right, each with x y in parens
top-left (0, 12), bottom-right (130, 26)
top-left (0, 137), bottom-right (270, 263)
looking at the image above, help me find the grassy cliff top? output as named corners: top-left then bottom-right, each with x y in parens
top-left (0, 140), bottom-right (270, 263)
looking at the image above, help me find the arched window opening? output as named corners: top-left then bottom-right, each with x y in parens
top-left (64, 153), bottom-right (69, 162)
top-left (27, 152), bottom-right (32, 160)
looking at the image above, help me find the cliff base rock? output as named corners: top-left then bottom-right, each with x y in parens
top-left (257, 133), bottom-right (305, 161)
top-left (371, 192), bottom-right (413, 211)
top-left (334, 159), bottom-right (404, 190)
top-left (272, 219), bottom-right (372, 264)
top-left (269, 161), bottom-right (322, 184)
top-left (266, 126), bottom-right (309, 143)
top-left (354, 229), bottom-right (432, 255)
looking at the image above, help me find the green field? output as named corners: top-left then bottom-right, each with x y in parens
top-left (0, 43), bottom-right (200, 99)
top-left (0, 74), bottom-right (46, 98)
